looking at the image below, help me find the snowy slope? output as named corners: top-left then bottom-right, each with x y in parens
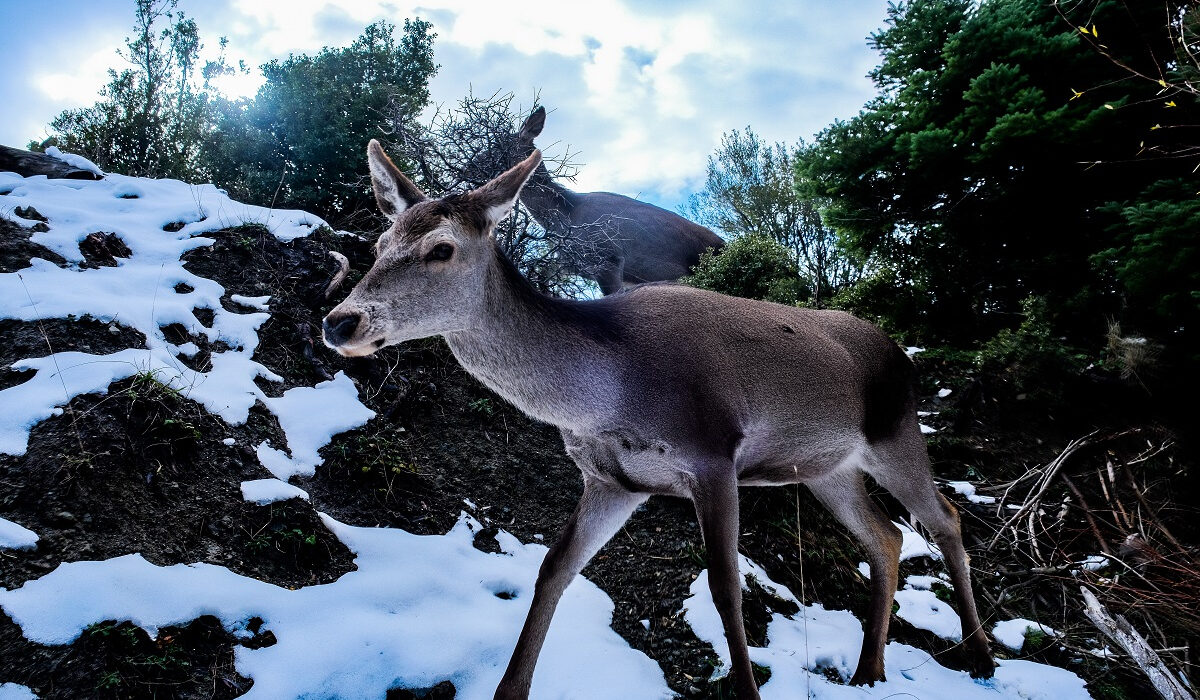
top-left (0, 163), bottom-right (1092, 699)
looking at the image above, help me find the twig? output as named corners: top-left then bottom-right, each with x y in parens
top-left (989, 431), bottom-right (1099, 551)
top-left (1061, 474), bottom-right (1115, 556)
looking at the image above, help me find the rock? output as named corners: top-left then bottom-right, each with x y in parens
top-left (0, 144), bottom-right (103, 180)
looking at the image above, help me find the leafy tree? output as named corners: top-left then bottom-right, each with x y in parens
top-left (685, 128), bottom-right (858, 306)
top-left (202, 19), bottom-right (437, 224)
top-left (36, 0), bottom-right (214, 179)
top-left (681, 234), bottom-right (804, 304)
top-left (797, 0), bottom-right (1194, 344)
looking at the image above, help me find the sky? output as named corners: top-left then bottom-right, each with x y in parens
top-left (0, 0), bottom-right (892, 210)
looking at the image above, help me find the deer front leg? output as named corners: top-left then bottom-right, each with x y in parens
top-left (692, 467), bottom-right (761, 700)
top-left (495, 479), bottom-right (647, 700)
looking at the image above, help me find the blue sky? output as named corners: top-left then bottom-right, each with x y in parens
top-left (0, 0), bottom-right (891, 210)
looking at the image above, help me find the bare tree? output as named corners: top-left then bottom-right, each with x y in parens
top-left (385, 91), bottom-right (597, 297)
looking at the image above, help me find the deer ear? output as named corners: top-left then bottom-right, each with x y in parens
top-left (518, 106), bottom-right (546, 143)
top-left (474, 149), bottom-right (541, 228)
top-left (368, 139), bottom-right (425, 221)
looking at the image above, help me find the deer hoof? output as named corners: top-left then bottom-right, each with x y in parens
top-left (968, 653), bottom-right (997, 679)
top-left (848, 665), bottom-right (885, 687)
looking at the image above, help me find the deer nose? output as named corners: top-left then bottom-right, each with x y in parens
top-left (323, 312), bottom-right (361, 346)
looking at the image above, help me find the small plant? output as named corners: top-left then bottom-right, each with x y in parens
top-left (468, 397), bottom-right (495, 417)
top-left (96, 671), bottom-right (122, 690)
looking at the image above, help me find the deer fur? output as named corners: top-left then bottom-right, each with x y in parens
top-left (324, 142), bottom-right (995, 699)
top-left (475, 106), bottom-right (725, 295)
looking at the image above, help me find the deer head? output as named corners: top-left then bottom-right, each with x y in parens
top-left (323, 140), bottom-right (541, 356)
top-left (464, 106), bottom-right (546, 187)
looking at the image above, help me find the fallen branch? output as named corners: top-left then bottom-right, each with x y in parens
top-left (1080, 587), bottom-right (1195, 700)
top-left (989, 431), bottom-right (1099, 552)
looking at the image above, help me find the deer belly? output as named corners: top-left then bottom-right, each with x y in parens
top-left (563, 429), bottom-right (693, 496)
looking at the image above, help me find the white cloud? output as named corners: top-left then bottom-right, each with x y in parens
top-left (3, 0), bottom-right (891, 208)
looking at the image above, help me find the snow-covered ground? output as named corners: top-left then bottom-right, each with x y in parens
top-left (0, 159), bottom-right (1093, 698)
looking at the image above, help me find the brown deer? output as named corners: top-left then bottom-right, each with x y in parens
top-left (324, 142), bottom-right (994, 699)
top-left (472, 106), bottom-right (724, 295)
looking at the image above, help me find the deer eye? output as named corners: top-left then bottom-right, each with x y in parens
top-left (426, 242), bottom-right (454, 262)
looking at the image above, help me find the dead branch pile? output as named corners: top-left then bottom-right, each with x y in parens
top-left (958, 427), bottom-right (1197, 697)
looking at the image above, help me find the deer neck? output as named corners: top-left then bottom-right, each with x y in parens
top-left (443, 245), bottom-right (620, 429)
top-left (517, 162), bottom-right (577, 232)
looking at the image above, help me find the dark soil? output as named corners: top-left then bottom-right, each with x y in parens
top-left (1, 219), bottom-right (1188, 699)
top-left (0, 215), bottom-right (65, 273)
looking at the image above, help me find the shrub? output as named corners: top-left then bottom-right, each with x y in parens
top-left (975, 296), bottom-right (1088, 398)
top-left (681, 234), bottom-right (804, 304)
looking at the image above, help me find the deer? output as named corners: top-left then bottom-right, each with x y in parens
top-left (323, 141), bottom-right (995, 699)
top-left (470, 106), bottom-right (725, 295)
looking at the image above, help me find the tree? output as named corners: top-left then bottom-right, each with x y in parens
top-left (36, 0), bottom-right (214, 179)
top-left (684, 128), bottom-right (858, 306)
top-left (390, 91), bottom-right (596, 297)
top-left (201, 19), bottom-right (438, 224)
top-left (796, 0), bottom-right (1194, 344)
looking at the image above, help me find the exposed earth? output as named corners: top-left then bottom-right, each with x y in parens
top-left (1, 213), bottom-right (1190, 699)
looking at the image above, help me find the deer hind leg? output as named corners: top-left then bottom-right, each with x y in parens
top-left (692, 466), bottom-right (761, 700)
top-left (494, 479), bottom-right (647, 700)
top-left (865, 435), bottom-right (995, 678)
top-left (808, 469), bottom-right (903, 686)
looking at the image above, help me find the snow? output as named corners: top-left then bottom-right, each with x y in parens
top-left (223, 437), bottom-right (236, 446)
top-left (240, 479), bottom-right (310, 505)
top-left (947, 480), bottom-right (997, 505)
top-left (896, 520), bottom-right (942, 561)
top-left (920, 423), bottom-right (938, 434)
top-left (0, 170), bottom-right (330, 455)
top-left (254, 372), bottom-right (376, 480)
top-left (682, 554), bottom-right (1092, 700)
top-left (1079, 554), bottom-right (1109, 571)
top-left (905, 346), bottom-right (925, 357)
top-left (938, 387), bottom-right (953, 398)
top-left (895, 586), bottom-right (962, 641)
top-left (43, 146), bottom-right (103, 176)
top-left (463, 497), bottom-right (477, 509)
top-left (0, 517), bottom-right (38, 551)
top-left (0, 683), bottom-right (37, 700)
top-left (993, 618), bottom-right (1059, 652)
top-left (0, 513), bottom-right (672, 700)
top-left (231, 294), bottom-right (271, 311)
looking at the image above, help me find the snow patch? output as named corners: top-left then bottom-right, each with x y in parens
top-left (0, 518), bottom-right (38, 551)
top-left (938, 387), bottom-right (953, 398)
top-left (44, 146), bottom-right (103, 176)
top-left (896, 520), bottom-right (942, 561)
top-left (0, 683), bottom-right (38, 700)
top-left (994, 618), bottom-right (1059, 652)
top-left (681, 554), bottom-right (1091, 699)
top-left (0, 513), bottom-right (672, 700)
top-left (230, 294), bottom-right (271, 311)
top-left (0, 171), bottom-right (335, 455)
top-left (240, 479), bottom-right (309, 505)
top-left (947, 480), bottom-right (997, 505)
top-left (254, 372), bottom-right (376, 480)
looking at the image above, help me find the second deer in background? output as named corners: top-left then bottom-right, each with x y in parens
top-left (475, 106), bottom-right (725, 295)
